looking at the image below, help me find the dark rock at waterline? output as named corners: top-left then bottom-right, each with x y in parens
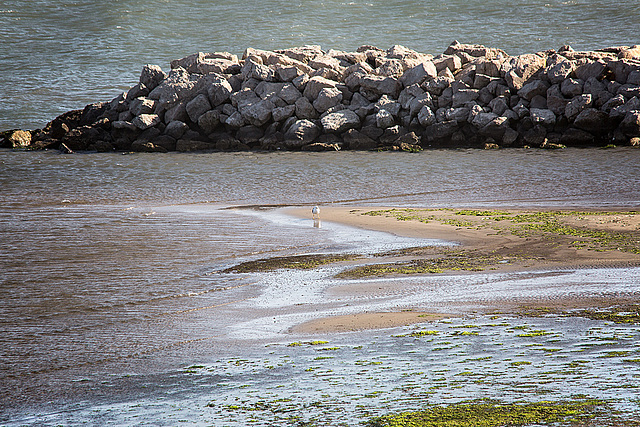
top-left (5, 41), bottom-right (640, 153)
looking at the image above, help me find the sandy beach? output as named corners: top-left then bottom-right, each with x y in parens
top-left (286, 206), bottom-right (640, 333)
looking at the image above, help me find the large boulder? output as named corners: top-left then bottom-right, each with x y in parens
top-left (285, 119), bottom-right (320, 146)
top-left (139, 64), bottom-right (166, 91)
top-left (239, 99), bottom-right (275, 126)
top-left (399, 61), bottom-right (437, 87)
top-left (359, 75), bottom-right (402, 98)
top-left (321, 110), bottom-right (361, 133)
top-left (186, 94), bottom-right (212, 123)
top-left (313, 87), bottom-right (343, 113)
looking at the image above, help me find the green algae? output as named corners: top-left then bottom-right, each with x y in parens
top-left (223, 253), bottom-right (359, 273)
top-left (365, 398), bottom-right (606, 427)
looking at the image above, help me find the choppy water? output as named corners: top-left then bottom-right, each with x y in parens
top-left (1, 148), bottom-right (640, 424)
top-left (1, 0), bottom-right (640, 130)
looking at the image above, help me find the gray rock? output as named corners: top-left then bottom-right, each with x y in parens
top-left (350, 92), bottom-right (371, 109)
top-left (197, 110), bottom-right (221, 134)
top-left (164, 120), bottom-right (189, 139)
top-left (530, 108), bottom-right (557, 127)
top-left (530, 95), bottom-right (547, 109)
top-left (126, 82), bottom-right (149, 101)
top-left (176, 139), bottom-right (216, 152)
top-left (445, 107), bottom-right (470, 123)
top-left (359, 75), bottom-right (401, 98)
top-left (313, 87), bottom-right (343, 113)
top-left (489, 97), bottom-right (509, 116)
top-left (139, 64), bottom-right (166, 91)
top-left (148, 67), bottom-right (198, 108)
top-left (398, 84), bottom-right (425, 109)
top-left (417, 106), bottom-right (436, 127)
top-left (242, 59), bottom-right (276, 81)
top-left (292, 73), bottom-right (309, 91)
top-left (343, 129), bottom-right (377, 150)
top-left (295, 96), bottom-right (319, 119)
top-left (479, 116), bottom-right (510, 140)
top-left (376, 109), bottom-right (395, 129)
top-left (609, 96), bottom-right (640, 118)
top-left (225, 111), bottom-right (245, 128)
top-left (546, 59), bottom-right (575, 84)
top-left (617, 84), bottom-right (640, 99)
top-left (276, 65), bottom-right (303, 82)
top-left (239, 99), bottom-right (275, 126)
top-left (400, 61), bottom-right (438, 87)
top-left (560, 127), bottom-right (595, 146)
top-left (207, 78), bottom-right (233, 106)
top-left (322, 110), bottom-right (361, 133)
top-left (236, 125), bottom-right (264, 144)
top-left (620, 111), bottom-right (640, 136)
top-left (573, 108), bottom-right (611, 133)
top-left (272, 104), bottom-right (296, 122)
top-left (546, 84), bottom-right (568, 116)
top-left (129, 97), bottom-right (157, 116)
top-left (565, 94), bottom-right (593, 120)
top-left (601, 94), bottom-right (626, 114)
top-left (132, 114), bottom-right (161, 130)
top-left (230, 88), bottom-right (260, 108)
top-left (279, 83), bottom-right (303, 104)
top-left (517, 80), bottom-right (549, 101)
top-left (409, 93), bottom-right (433, 118)
top-left (112, 120), bottom-right (137, 131)
top-left (303, 76), bottom-right (339, 100)
top-left (452, 89), bottom-right (479, 107)
top-left (285, 119), bottom-right (320, 146)
top-left (374, 95), bottom-right (401, 116)
top-left (471, 112), bottom-right (498, 128)
top-left (561, 78), bottom-right (584, 98)
top-left (186, 94), bottom-right (212, 123)
top-left (164, 102), bottom-right (188, 123)
top-left (425, 120), bottom-right (459, 140)
top-left (574, 59), bottom-right (607, 81)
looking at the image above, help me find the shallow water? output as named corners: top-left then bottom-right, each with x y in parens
top-left (1, 148), bottom-right (640, 423)
top-left (2, 0), bottom-right (640, 130)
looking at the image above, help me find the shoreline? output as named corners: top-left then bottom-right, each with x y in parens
top-left (284, 205), bottom-right (640, 333)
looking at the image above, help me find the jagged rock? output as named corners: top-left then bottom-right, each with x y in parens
top-left (561, 78), bottom-right (584, 98)
top-left (546, 57), bottom-right (575, 84)
top-left (374, 95), bottom-right (401, 116)
top-left (574, 59), bottom-right (607, 81)
top-left (530, 108), bottom-right (557, 127)
top-left (129, 97), bottom-right (157, 116)
top-left (518, 80), bottom-right (549, 101)
top-left (322, 110), bottom-right (360, 133)
top-left (452, 88), bottom-right (479, 107)
top-left (620, 111), bottom-right (640, 136)
top-left (471, 112), bottom-right (499, 128)
top-left (399, 61), bottom-right (437, 87)
top-left (343, 129), bottom-right (377, 150)
top-left (139, 64), bottom-right (166, 91)
top-left (417, 106), bottom-right (436, 127)
top-left (112, 120), bottom-right (138, 131)
top-left (573, 108), bottom-right (611, 133)
top-left (359, 75), bottom-right (401, 98)
top-left (164, 120), bottom-right (189, 139)
top-left (295, 96), bottom-right (319, 119)
top-left (560, 127), bottom-right (595, 145)
top-left (272, 104), bottom-right (296, 122)
top-left (565, 94), bottom-right (593, 120)
top-left (165, 102), bottom-right (188, 123)
top-left (303, 76), bottom-right (339, 100)
top-left (186, 94), bottom-right (212, 123)
top-left (313, 87), bottom-right (343, 113)
top-left (148, 68), bottom-right (198, 108)
top-left (236, 125), bottom-right (264, 144)
top-left (207, 78), bottom-right (233, 106)
top-left (425, 120), bottom-right (459, 140)
top-left (376, 109), bottom-right (395, 129)
top-left (285, 119), bottom-right (320, 146)
top-left (197, 110), bottom-right (221, 134)
top-left (504, 53), bottom-right (546, 90)
top-left (132, 114), bottom-right (161, 130)
top-left (239, 99), bottom-right (275, 126)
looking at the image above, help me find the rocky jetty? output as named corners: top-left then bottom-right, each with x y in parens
top-left (3, 41), bottom-right (640, 152)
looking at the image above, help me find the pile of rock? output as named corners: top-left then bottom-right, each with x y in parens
top-left (3, 41), bottom-right (640, 152)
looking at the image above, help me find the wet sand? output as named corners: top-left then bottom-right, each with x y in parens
top-left (286, 206), bottom-right (640, 333)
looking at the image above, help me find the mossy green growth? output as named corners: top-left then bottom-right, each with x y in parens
top-left (365, 398), bottom-right (605, 427)
top-left (224, 253), bottom-right (359, 273)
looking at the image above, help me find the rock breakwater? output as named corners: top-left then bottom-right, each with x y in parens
top-left (3, 41), bottom-right (640, 152)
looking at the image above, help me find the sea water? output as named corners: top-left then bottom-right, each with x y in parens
top-left (1, 148), bottom-right (640, 424)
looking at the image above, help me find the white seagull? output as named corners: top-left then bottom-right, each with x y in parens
top-left (311, 205), bottom-right (320, 220)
